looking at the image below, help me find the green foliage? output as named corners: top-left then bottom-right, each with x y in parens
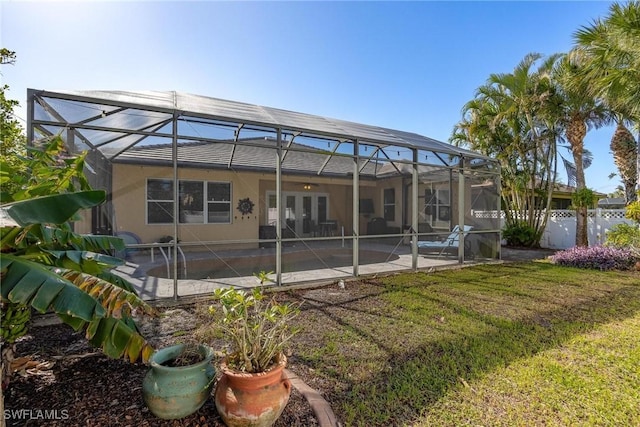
top-left (209, 287), bottom-right (301, 373)
top-left (503, 221), bottom-right (538, 247)
top-left (253, 270), bottom-right (275, 285)
top-left (1, 135), bottom-right (156, 366)
top-left (451, 53), bottom-right (565, 247)
top-left (571, 187), bottom-right (597, 209)
top-left (1, 193), bottom-right (156, 363)
top-left (625, 200), bottom-right (640, 223)
top-left (0, 48), bottom-right (26, 173)
top-left (574, 2), bottom-right (640, 120)
top-left (0, 136), bottom-right (90, 204)
top-left (0, 302), bottom-right (30, 343)
top-left (5, 190), bottom-right (105, 226)
top-left (605, 222), bottom-right (640, 250)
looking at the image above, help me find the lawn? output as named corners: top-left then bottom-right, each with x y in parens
top-left (281, 261), bottom-right (640, 426)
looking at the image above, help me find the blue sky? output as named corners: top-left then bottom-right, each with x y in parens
top-left (2, 1), bottom-right (622, 194)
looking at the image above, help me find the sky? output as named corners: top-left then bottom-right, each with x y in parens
top-left (1, 0), bottom-right (623, 195)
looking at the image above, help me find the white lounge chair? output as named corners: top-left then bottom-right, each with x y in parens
top-left (417, 225), bottom-right (473, 256)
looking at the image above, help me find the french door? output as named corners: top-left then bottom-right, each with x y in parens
top-left (266, 191), bottom-right (328, 236)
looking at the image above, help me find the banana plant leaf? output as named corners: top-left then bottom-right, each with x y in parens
top-left (59, 269), bottom-right (156, 319)
top-left (63, 314), bottom-right (154, 363)
top-left (2, 255), bottom-right (155, 363)
top-left (3, 190), bottom-right (105, 226)
top-left (1, 254), bottom-right (105, 321)
top-left (97, 270), bottom-right (136, 293)
top-left (32, 226), bottom-right (125, 252)
top-left (46, 250), bottom-right (124, 265)
top-left (43, 250), bottom-right (124, 275)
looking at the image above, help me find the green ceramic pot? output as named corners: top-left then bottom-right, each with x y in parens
top-left (142, 343), bottom-right (216, 419)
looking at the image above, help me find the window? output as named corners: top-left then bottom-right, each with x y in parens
top-left (147, 179), bottom-right (174, 224)
top-left (207, 182), bottom-right (231, 223)
top-left (383, 188), bottom-right (395, 221)
top-left (424, 188), bottom-right (450, 227)
top-left (180, 181), bottom-right (204, 223)
top-left (147, 179), bottom-right (231, 224)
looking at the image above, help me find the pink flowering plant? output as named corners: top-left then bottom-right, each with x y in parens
top-left (550, 245), bottom-right (638, 271)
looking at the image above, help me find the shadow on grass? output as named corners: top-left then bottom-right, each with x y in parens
top-left (293, 262), bottom-right (640, 426)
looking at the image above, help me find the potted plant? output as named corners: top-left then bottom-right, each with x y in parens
top-left (210, 286), bottom-right (301, 427)
top-left (142, 341), bottom-right (216, 420)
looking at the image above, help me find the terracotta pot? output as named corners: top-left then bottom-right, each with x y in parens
top-left (142, 344), bottom-right (216, 420)
top-left (214, 354), bottom-right (291, 427)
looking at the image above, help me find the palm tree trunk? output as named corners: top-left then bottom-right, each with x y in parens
top-left (611, 121), bottom-right (638, 204)
top-left (574, 156), bottom-right (589, 247)
top-left (568, 117), bottom-right (589, 247)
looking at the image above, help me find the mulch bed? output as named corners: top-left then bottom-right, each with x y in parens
top-left (4, 322), bottom-right (318, 427)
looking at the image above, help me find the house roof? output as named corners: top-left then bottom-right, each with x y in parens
top-left (114, 138), bottom-right (383, 177)
top-left (598, 197), bottom-right (626, 207)
top-left (551, 182), bottom-right (607, 197)
top-left (115, 136), bottom-right (475, 180)
top-left (29, 89), bottom-right (489, 163)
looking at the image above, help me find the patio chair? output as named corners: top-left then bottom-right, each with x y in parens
top-left (417, 225), bottom-right (473, 257)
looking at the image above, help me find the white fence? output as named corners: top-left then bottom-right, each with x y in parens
top-left (541, 209), bottom-right (631, 249)
top-left (473, 209), bottom-right (632, 250)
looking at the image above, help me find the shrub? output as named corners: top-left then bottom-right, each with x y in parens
top-left (503, 221), bottom-right (538, 247)
top-left (209, 287), bottom-right (301, 373)
top-left (571, 188), bottom-right (597, 209)
top-left (550, 245), bottom-right (638, 271)
top-left (625, 200), bottom-right (640, 223)
top-left (605, 223), bottom-right (640, 250)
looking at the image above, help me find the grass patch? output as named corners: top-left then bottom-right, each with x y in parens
top-left (287, 262), bottom-right (640, 426)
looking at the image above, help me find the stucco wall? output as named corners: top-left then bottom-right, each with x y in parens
top-left (112, 164), bottom-right (261, 243)
top-left (111, 163), bottom-right (378, 243)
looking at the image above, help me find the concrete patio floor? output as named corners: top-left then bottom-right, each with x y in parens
top-left (116, 242), bottom-right (546, 301)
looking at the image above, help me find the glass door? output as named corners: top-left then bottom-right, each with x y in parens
top-left (302, 195), bottom-right (312, 235)
top-left (266, 191), bottom-right (329, 237)
top-left (284, 195), bottom-right (297, 237)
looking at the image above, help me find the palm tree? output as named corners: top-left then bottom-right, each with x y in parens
top-left (574, 1), bottom-right (640, 203)
top-left (452, 53), bottom-right (562, 246)
top-left (551, 52), bottom-right (611, 246)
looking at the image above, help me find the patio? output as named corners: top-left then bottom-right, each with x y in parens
top-left (116, 238), bottom-right (467, 300)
